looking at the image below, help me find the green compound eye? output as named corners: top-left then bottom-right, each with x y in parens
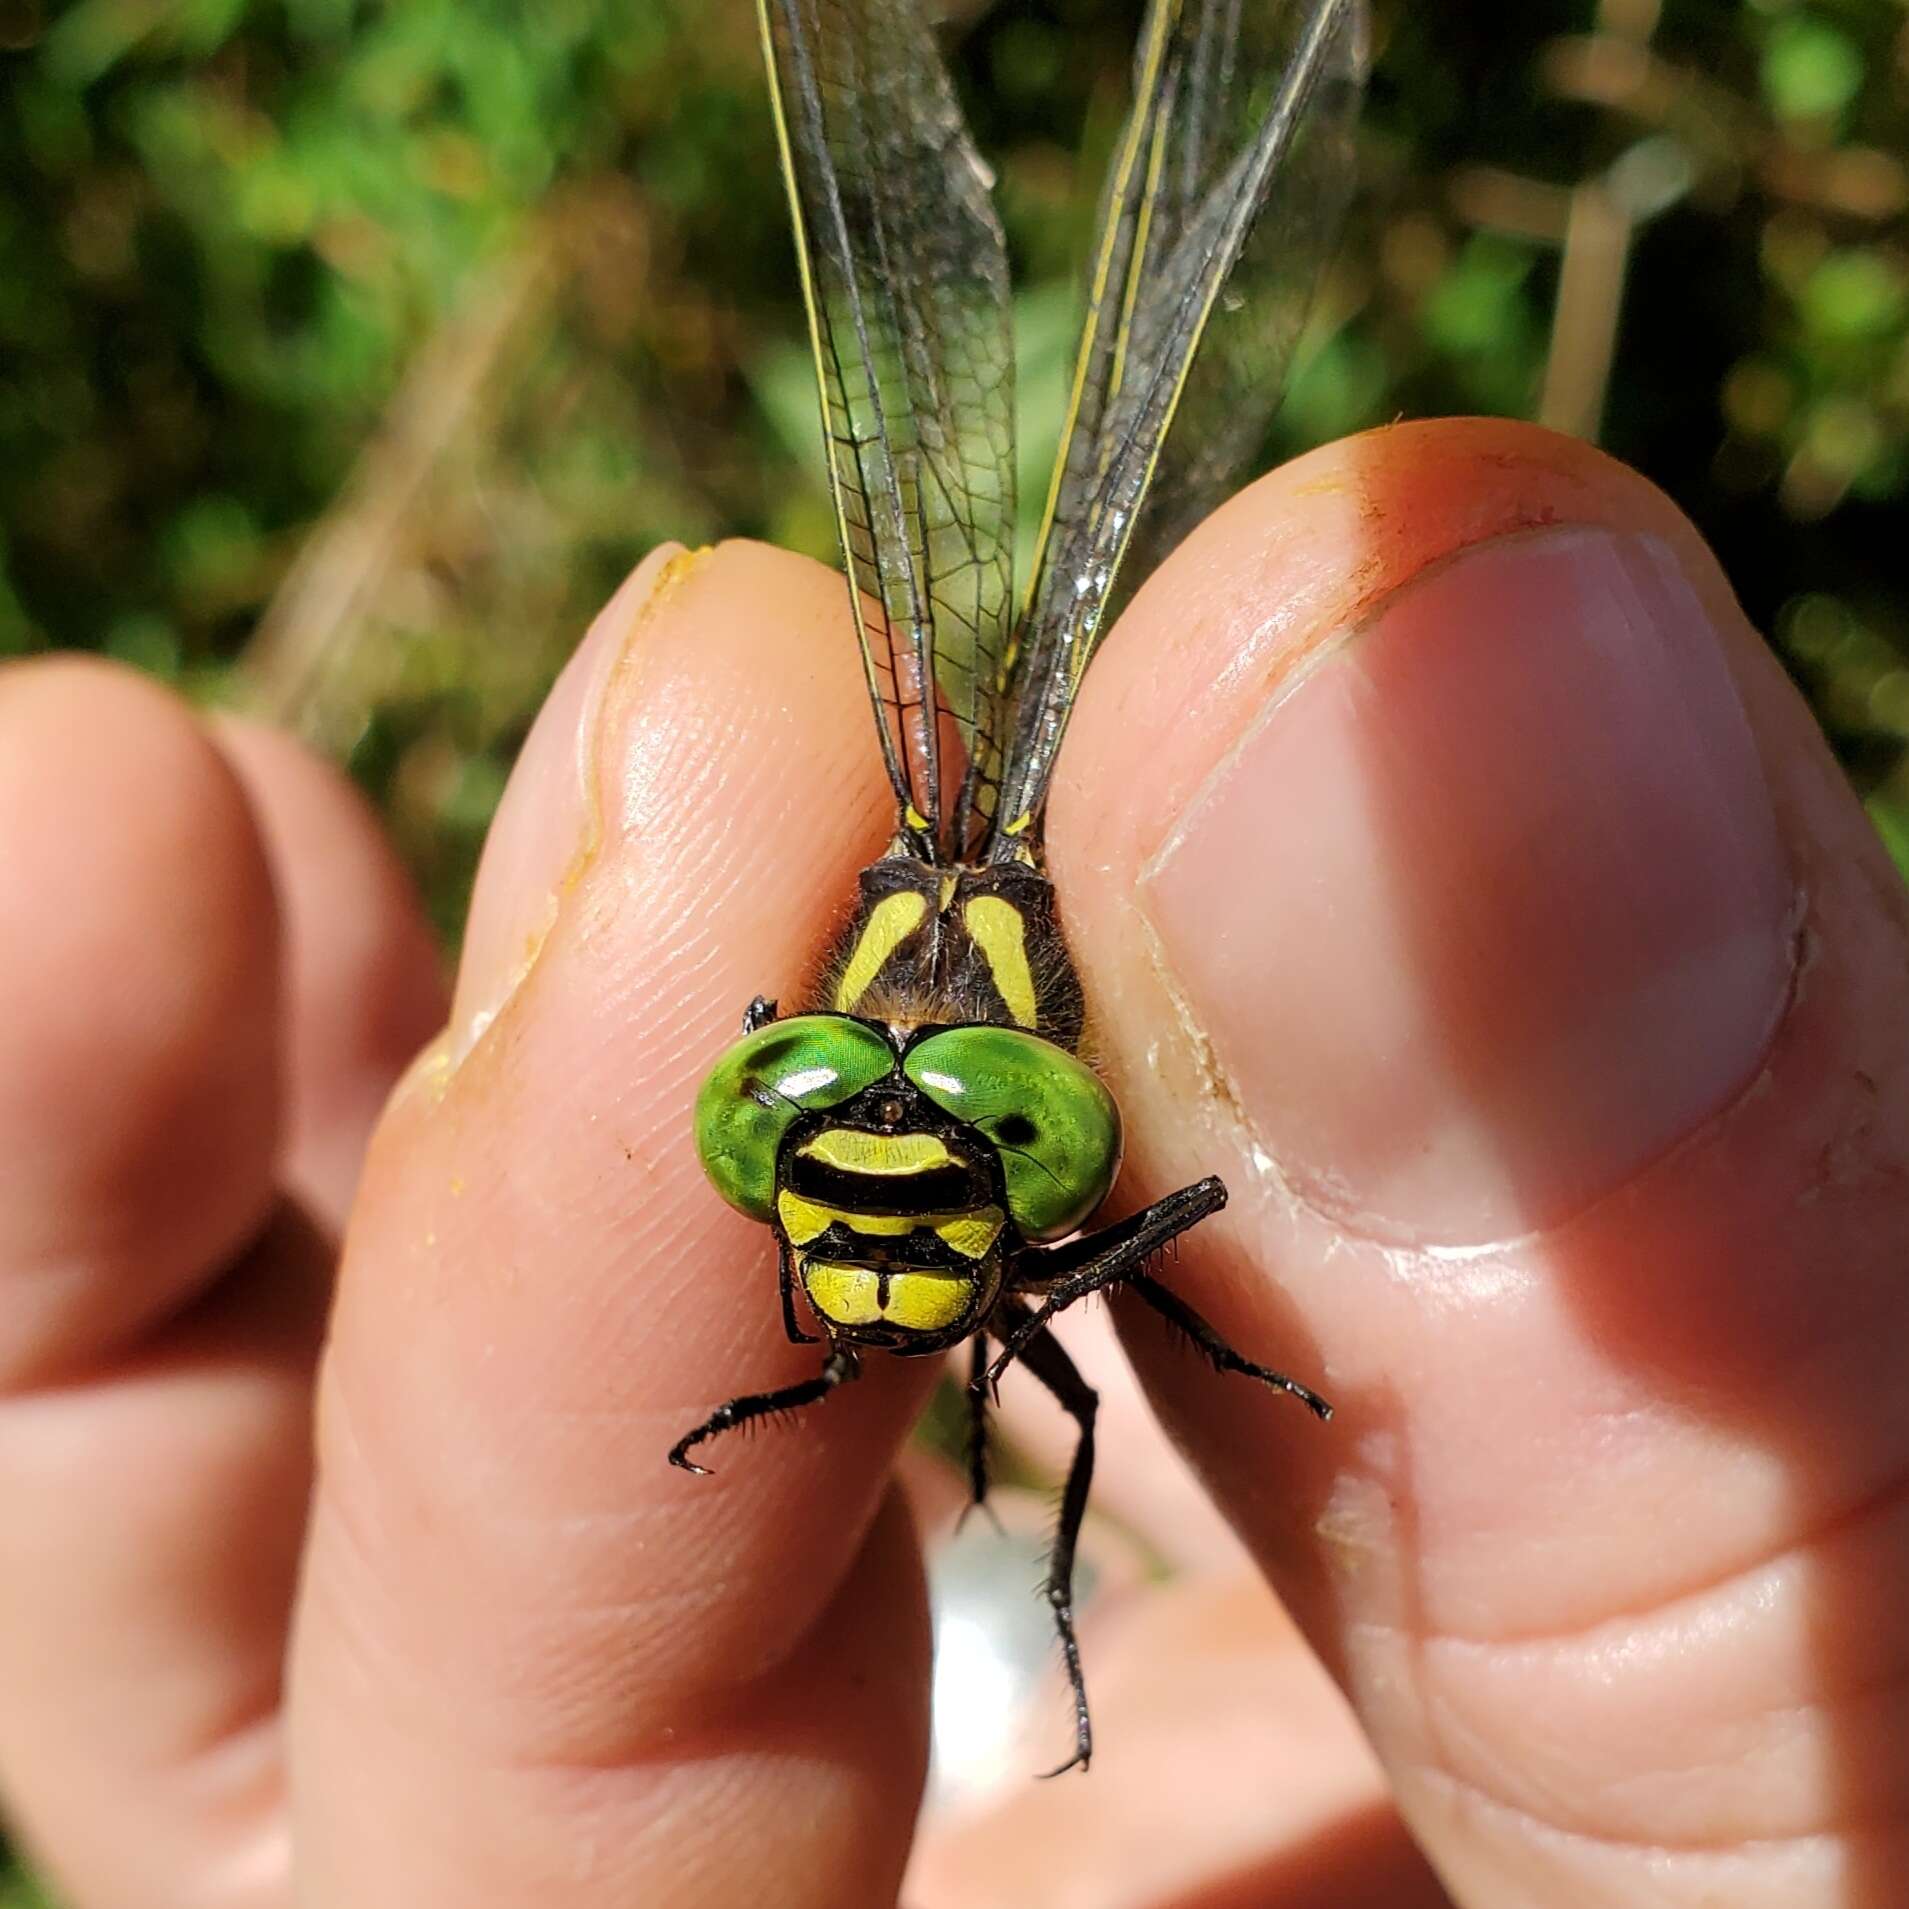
top-left (904, 1025), bottom-right (1121, 1241)
top-left (695, 1014), bottom-right (897, 1220)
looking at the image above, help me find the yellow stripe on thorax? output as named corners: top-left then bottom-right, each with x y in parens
top-left (833, 890), bottom-right (929, 1014)
top-left (962, 895), bottom-right (1038, 1028)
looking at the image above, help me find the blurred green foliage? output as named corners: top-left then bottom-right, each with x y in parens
top-left (0, 1857), bottom-right (51, 1908)
top-left (3, 0), bottom-right (1909, 1889)
top-left (6, 0), bottom-right (1909, 926)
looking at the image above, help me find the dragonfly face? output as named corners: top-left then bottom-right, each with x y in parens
top-left (671, 0), bottom-right (1365, 1777)
top-left (820, 854), bottom-right (1086, 1045)
top-left (695, 1007), bottom-right (1121, 1355)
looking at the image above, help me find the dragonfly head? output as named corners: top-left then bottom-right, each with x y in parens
top-left (694, 1013), bottom-right (1124, 1342)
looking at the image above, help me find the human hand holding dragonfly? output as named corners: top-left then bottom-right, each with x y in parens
top-left (0, 416), bottom-right (1903, 1908)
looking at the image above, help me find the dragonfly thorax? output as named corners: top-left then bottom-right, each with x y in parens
top-left (819, 853), bottom-right (1085, 1048)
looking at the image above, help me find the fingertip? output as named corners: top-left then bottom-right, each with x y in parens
top-left (214, 717), bottom-right (446, 1226)
top-left (1054, 416), bottom-right (1745, 887)
top-left (0, 657), bottom-right (280, 1383)
top-left (1054, 417), bottom-right (1814, 1247)
top-left (446, 539), bottom-right (687, 1059)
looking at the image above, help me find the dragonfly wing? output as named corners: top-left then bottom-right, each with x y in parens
top-left (761, 0), bottom-right (1016, 854)
top-left (1118, 0), bottom-right (1366, 590)
top-left (991, 0), bottom-right (1366, 851)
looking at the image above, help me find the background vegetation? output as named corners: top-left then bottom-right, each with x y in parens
top-left (2, 0), bottom-right (1908, 1888)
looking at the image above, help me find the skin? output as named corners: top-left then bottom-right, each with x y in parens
top-left (0, 418), bottom-right (1904, 1907)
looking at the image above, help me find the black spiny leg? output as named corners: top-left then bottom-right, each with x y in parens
top-left (741, 994), bottom-right (778, 1033)
top-left (1127, 1271), bottom-right (1331, 1420)
top-left (777, 1246), bottom-right (818, 1345)
top-left (956, 1334), bottom-right (997, 1531)
top-left (988, 1299), bottom-right (1099, 1777)
top-left (985, 1177), bottom-right (1228, 1394)
top-left (669, 1345), bottom-right (859, 1474)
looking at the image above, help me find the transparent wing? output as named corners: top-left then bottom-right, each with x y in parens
top-left (761, 0), bottom-right (1016, 855)
top-left (987, 0), bottom-right (1366, 852)
top-left (1115, 0), bottom-right (1366, 591)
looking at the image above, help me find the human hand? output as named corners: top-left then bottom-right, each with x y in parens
top-left (0, 417), bottom-right (1903, 1908)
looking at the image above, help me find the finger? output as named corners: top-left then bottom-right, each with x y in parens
top-left (0, 658), bottom-right (312, 1907)
top-left (214, 719), bottom-right (447, 1231)
top-left (909, 1571), bottom-right (1452, 1909)
top-left (0, 662), bottom-right (279, 1375)
top-left (1051, 417), bottom-right (1909, 1905)
top-left (291, 544), bottom-right (936, 1906)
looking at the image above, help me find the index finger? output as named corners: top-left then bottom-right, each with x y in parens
top-left (289, 542), bottom-right (935, 1905)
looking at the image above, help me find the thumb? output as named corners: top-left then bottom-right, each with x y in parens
top-left (1052, 417), bottom-right (1909, 1908)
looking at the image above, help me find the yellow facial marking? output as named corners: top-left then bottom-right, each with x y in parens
top-left (779, 1190), bottom-right (1004, 1260)
top-left (800, 1261), bottom-right (977, 1334)
top-left (798, 1128), bottom-right (955, 1175)
top-left (935, 1206), bottom-right (1005, 1259)
top-left (775, 1189), bottom-right (833, 1245)
top-left (962, 895), bottom-right (1039, 1028)
top-left (845, 1211), bottom-right (916, 1236)
top-left (833, 890), bottom-right (929, 1013)
top-left (882, 1272), bottom-right (975, 1331)
top-left (803, 1261), bottom-right (883, 1326)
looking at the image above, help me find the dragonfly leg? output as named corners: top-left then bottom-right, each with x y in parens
top-left (1125, 1271), bottom-right (1331, 1422)
top-left (954, 1334), bottom-right (1000, 1532)
top-left (992, 1298), bottom-right (1098, 1777)
top-left (778, 1246), bottom-right (819, 1345)
top-left (668, 1345), bottom-right (859, 1475)
top-left (986, 1177), bottom-right (1227, 1394)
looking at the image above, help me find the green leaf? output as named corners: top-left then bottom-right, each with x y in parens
top-left (1801, 250), bottom-right (1907, 342)
top-left (1761, 15), bottom-right (1863, 124)
top-left (441, 751), bottom-right (509, 836)
top-left (105, 613), bottom-right (183, 677)
top-left (1866, 795), bottom-right (1909, 887)
top-left (1280, 331), bottom-right (1388, 445)
top-left (0, 531), bottom-right (34, 655)
top-left (40, 0), bottom-right (166, 87)
top-left (161, 495), bottom-right (261, 601)
top-left (0, 1861), bottom-right (60, 1908)
top-left (174, 0), bottom-right (251, 60)
top-left (1423, 236), bottom-right (1537, 357)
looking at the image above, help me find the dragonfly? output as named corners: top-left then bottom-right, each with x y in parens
top-left (671, 0), bottom-right (1367, 1776)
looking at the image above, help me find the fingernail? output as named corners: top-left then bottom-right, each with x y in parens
top-left (449, 543), bottom-right (688, 1059)
top-left (1147, 527), bottom-right (1798, 1246)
